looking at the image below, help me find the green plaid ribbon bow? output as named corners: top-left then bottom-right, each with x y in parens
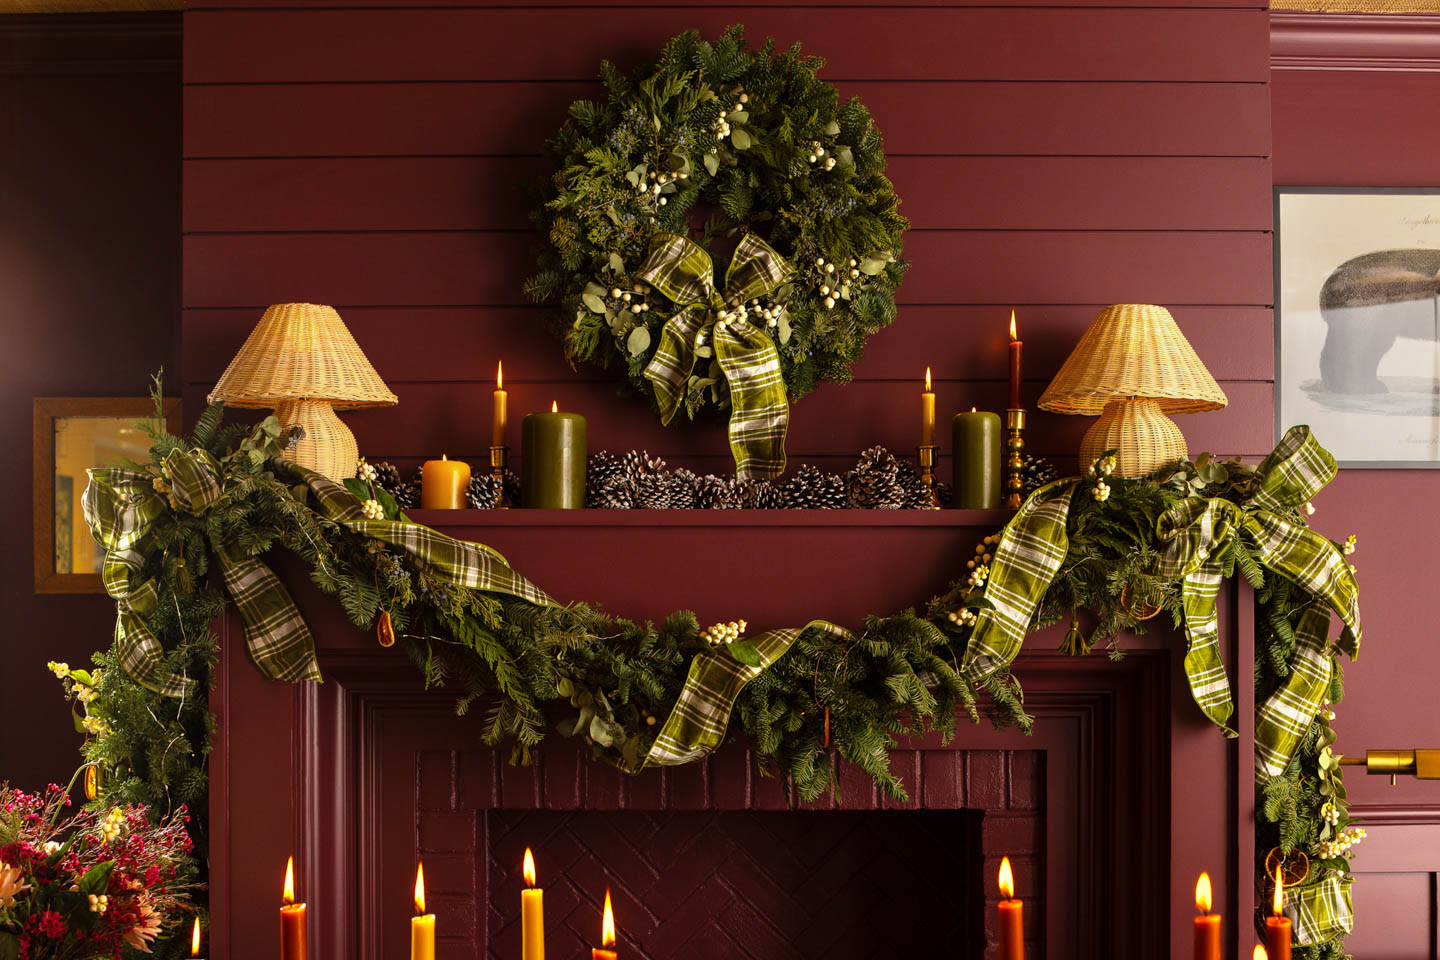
top-left (298, 466), bottom-right (553, 608)
top-left (1285, 874), bottom-right (1354, 946)
top-left (1157, 426), bottom-right (1361, 744)
top-left (84, 449), bottom-right (323, 697)
top-left (644, 620), bottom-right (855, 768)
top-left (639, 232), bottom-right (795, 480)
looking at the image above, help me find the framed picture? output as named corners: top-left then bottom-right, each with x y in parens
top-left (33, 397), bottom-right (181, 594)
top-left (1276, 187), bottom-right (1440, 467)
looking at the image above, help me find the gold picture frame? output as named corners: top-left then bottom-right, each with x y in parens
top-left (33, 396), bottom-right (181, 594)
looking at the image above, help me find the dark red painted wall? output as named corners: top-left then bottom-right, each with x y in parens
top-left (0, 15), bottom-right (180, 792)
top-left (1272, 16), bottom-right (1440, 957)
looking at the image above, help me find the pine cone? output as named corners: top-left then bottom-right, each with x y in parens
top-left (585, 451), bottom-right (625, 505)
top-left (621, 450), bottom-right (666, 480)
top-left (845, 446), bottom-right (907, 509)
top-left (693, 473), bottom-right (741, 509)
top-left (1020, 453), bottom-right (1061, 497)
top-left (780, 464), bottom-right (847, 509)
top-left (466, 469), bottom-right (520, 509)
top-left (371, 461), bottom-right (419, 509)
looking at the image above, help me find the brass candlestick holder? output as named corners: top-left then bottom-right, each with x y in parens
top-left (1004, 408), bottom-right (1026, 510)
top-left (917, 443), bottom-right (941, 509)
top-left (489, 443), bottom-right (512, 509)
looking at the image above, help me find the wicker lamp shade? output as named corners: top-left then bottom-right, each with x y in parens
top-left (207, 303), bottom-right (397, 480)
top-left (1037, 304), bottom-right (1227, 477)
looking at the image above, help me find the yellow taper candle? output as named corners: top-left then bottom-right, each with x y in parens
top-left (921, 367), bottom-right (936, 446)
top-left (522, 847), bottom-right (544, 960)
top-left (411, 861), bottom-right (435, 960)
top-left (493, 360), bottom-right (508, 447)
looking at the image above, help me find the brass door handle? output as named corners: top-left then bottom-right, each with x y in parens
top-left (1338, 749), bottom-right (1440, 785)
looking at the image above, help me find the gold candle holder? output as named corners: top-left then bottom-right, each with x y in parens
top-left (1004, 408), bottom-right (1026, 510)
top-left (917, 443), bottom-right (941, 509)
top-left (489, 444), bottom-right (512, 510)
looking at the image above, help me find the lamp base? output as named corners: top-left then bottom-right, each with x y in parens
top-left (1078, 398), bottom-right (1186, 478)
top-left (273, 399), bottom-right (359, 480)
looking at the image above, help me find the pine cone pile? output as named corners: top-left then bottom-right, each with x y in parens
top-left (1019, 453), bottom-right (1060, 497)
top-left (779, 464), bottom-right (846, 509)
top-left (370, 461), bottom-right (419, 509)
top-left (467, 469), bottom-right (521, 509)
top-left (844, 446), bottom-right (937, 509)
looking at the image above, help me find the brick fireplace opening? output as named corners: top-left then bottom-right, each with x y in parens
top-left (480, 809), bottom-right (988, 960)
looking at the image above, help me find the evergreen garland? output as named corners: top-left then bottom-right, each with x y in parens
top-left (525, 26), bottom-right (908, 419)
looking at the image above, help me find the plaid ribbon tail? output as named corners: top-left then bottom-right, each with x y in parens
top-left (216, 552), bottom-right (322, 684)
top-left (1286, 874), bottom-right (1354, 946)
top-left (962, 480), bottom-right (1077, 682)
top-left (644, 621), bottom-right (855, 768)
top-left (638, 232), bottom-right (794, 478)
top-left (1256, 606), bottom-right (1333, 778)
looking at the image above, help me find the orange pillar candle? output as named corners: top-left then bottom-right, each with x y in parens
top-left (280, 856), bottom-right (307, 960)
top-left (997, 856), bottom-right (1024, 960)
top-left (1194, 873), bottom-right (1221, 960)
top-left (493, 361), bottom-right (508, 447)
top-left (191, 917), bottom-right (204, 960)
top-left (411, 861), bottom-right (435, 960)
top-left (591, 888), bottom-right (617, 960)
top-left (521, 848), bottom-right (544, 960)
top-left (1007, 309), bottom-right (1024, 410)
top-left (421, 454), bottom-right (470, 509)
top-left (921, 367), bottom-right (936, 446)
top-left (1266, 874), bottom-right (1292, 960)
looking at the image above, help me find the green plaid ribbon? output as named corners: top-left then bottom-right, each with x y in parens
top-left (639, 232), bottom-right (795, 480)
top-left (83, 449), bottom-right (323, 696)
top-left (644, 620), bottom-right (855, 768)
top-left (1157, 425), bottom-right (1362, 741)
top-left (1285, 874), bottom-right (1354, 945)
top-left (299, 467), bottom-right (553, 607)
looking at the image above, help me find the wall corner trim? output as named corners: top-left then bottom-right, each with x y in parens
top-left (1272, 10), bottom-right (1440, 72)
top-left (0, 12), bottom-right (180, 74)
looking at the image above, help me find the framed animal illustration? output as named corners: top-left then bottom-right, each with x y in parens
top-left (1276, 187), bottom-right (1440, 467)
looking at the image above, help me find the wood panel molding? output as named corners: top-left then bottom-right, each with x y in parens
top-left (1272, 10), bottom-right (1440, 72)
top-left (0, 11), bottom-right (178, 73)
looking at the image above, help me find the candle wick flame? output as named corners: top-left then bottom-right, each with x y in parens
top-left (1195, 872), bottom-right (1212, 915)
top-left (1009, 308), bottom-right (1018, 341)
top-left (601, 888), bottom-right (616, 948)
top-left (551, 400), bottom-right (559, 413)
top-left (282, 855), bottom-right (296, 906)
top-left (191, 918), bottom-right (201, 957)
top-left (523, 847), bottom-right (537, 888)
top-left (1273, 871), bottom-right (1284, 916)
top-left (997, 856), bottom-right (1015, 900)
top-left (924, 366), bottom-right (932, 392)
top-left (497, 360), bottom-right (504, 390)
top-left (414, 860), bottom-right (427, 915)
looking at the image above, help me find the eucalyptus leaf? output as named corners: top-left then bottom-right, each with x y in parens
top-left (778, 313), bottom-right (793, 345)
top-left (726, 641), bottom-right (762, 666)
top-left (582, 292), bottom-right (608, 314)
top-left (836, 145), bottom-right (854, 168)
top-left (556, 676), bottom-right (574, 698)
top-left (627, 326), bottom-right (652, 356)
top-left (730, 128), bottom-right (752, 150)
top-left (703, 153), bottom-right (719, 176)
top-left (695, 345), bottom-right (713, 358)
top-left (608, 253), bottom-right (624, 272)
top-left (824, 119), bottom-right (841, 136)
top-left (727, 109), bottom-right (749, 123)
top-left (859, 258), bottom-right (887, 276)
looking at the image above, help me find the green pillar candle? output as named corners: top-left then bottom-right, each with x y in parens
top-left (521, 406), bottom-right (587, 508)
top-left (952, 409), bottom-right (1001, 509)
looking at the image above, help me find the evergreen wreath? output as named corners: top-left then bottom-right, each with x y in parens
top-left (524, 26), bottom-right (908, 447)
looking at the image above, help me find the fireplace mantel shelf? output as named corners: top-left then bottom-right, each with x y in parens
top-left (407, 507), bottom-right (1013, 529)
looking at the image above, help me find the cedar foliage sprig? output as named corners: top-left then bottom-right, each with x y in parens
top-left (526, 25), bottom-right (909, 418)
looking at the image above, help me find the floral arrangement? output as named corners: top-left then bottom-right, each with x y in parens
top-left (0, 778), bottom-right (197, 960)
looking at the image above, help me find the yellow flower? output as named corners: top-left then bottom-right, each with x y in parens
top-left (82, 715), bottom-right (111, 736)
top-left (47, 661), bottom-right (69, 678)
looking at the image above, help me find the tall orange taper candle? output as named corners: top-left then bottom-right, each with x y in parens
top-left (191, 917), bottom-right (203, 960)
top-left (997, 856), bottom-right (1024, 960)
top-left (521, 848), bottom-right (544, 960)
top-left (591, 888), bottom-right (617, 960)
top-left (280, 856), bottom-right (307, 960)
top-left (921, 367), bottom-right (936, 446)
top-left (493, 360), bottom-right (508, 446)
top-left (1266, 874), bottom-right (1292, 960)
top-left (1008, 310), bottom-right (1023, 410)
top-left (1194, 872), bottom-right (1220, 960)
top-left (411, 861), bottom-right (435, 960)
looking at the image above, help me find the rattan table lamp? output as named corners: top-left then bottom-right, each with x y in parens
top-left (207, 303), bottom-right (397, 480)
top-left (1037, 304), bottom-right (1227, 477)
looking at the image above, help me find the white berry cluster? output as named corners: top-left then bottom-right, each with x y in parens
top-left (967, 535), bottom-right (998, 571)
top-left (712, 91), bottom-right (749, 141)
top-left (805, 140), bottom-right (837, 171)
top-left (968, 563), bottom-right (989, 590)
top-left (99, 807), bottom-right (125, 843)
top-left (700, 619), bottom-right (747, 647)
top-left (610, 283), bottom-right (651, 316)
top-left (711, 296), bottom-right (782, 336)
top-left (946, 607), bottom-right (978, 628)
top-left (356, 457), bottom-right (378, 483)
top-left (88, 893), bottom-right (109, 914)
top-left (1088, 454), bottom-right (1116, 502)
top-left (635, 169), bottom-right (686, 209)
top-left (1343, 534), bottom-right (1357, 555)
top-left (361, 498), bottom-right (385, 520)
top-left (814, 257), bottom-right (859, 309)
top-left (1315, 825), bottom-right (1367, 860)
top-left (1305, 501), bottom-right (1316, 516)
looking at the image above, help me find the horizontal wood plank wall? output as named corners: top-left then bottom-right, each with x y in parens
top-left (181, 1), bottom-right (1273, 477)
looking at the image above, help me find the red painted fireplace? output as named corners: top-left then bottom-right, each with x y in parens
top-left (205, 512), bottom-right (1254, 958)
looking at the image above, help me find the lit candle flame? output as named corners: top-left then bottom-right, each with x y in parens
top-left (497, 360), bottom-right (504, 390)
top-left (1195, 872), bottom-right (1212, 915)
top-left (924, 367), bottom-right (932, 392)
top-left (1254, 947), bottom-right (1269, 960)
top-left (551, 401), bottom-right (558, 413)
top-left (282, 855), bottom-right (296, 905)
top-left (1273, 871), bottom-right (1283, 916)
top-left (601, 888), bottom-right (616, 948)
top-left (1009, 309), bottom-right (1018, 342)
top-left (191, 917), bottom-right (201, 957)
top-left (997, 856), bottom-right (1015, 900)
top-left (523, 847), bottom-right (537, 888)
top-left (414, 861), bottom-right (427, 915)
